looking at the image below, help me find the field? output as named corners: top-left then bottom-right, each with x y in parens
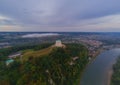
top-left (22, 46), bottom-right (53, 61)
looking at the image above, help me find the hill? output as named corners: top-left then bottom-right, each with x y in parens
top-left (0, 43), bottom-right (88, 85)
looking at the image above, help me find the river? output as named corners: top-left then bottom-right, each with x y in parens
top-left (80, 48), bottom-right (120, 85)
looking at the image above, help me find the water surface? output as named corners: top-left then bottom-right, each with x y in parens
top-left (80, 48), bottom-right (120, 85)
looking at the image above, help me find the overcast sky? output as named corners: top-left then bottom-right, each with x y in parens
top-left (0, 0), bottom-right (120, 32)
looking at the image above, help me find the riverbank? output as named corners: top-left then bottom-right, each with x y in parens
top-left (107, 58), bottom-right (118, 85)
top-left (110, 56), bottom-right (120, 85)
top-left (107, 69), bottom-right (113, 85)
top-left (94, 48), bottom-right (105, 58)
top-left (108, 55), bottom-right (120, 85)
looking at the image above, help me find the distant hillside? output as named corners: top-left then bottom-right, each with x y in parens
top-left (0, 43), bottom-right (88, 85)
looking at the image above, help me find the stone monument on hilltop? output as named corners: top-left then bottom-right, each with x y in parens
top-left (55, 40), bottom-right (65, 47)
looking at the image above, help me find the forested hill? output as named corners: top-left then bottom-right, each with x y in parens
top-left (0, 43), bottom-right (88, 85)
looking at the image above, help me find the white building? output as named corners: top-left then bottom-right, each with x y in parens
top-left (54, 40), bottom-right (66, 48)
top-left (55, 40), bottom-right (63, 47)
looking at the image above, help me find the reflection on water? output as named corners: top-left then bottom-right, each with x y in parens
top-left (80, 48), bottom-right (120, 85)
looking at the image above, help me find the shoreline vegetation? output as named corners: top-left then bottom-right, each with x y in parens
top-left (108, 54), bottom-right (118, 85)
top-left (110, 56), bottom-right (120, 85)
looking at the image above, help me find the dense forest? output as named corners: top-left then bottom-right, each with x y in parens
top-left (0, 43), bottom-right (88, 85)
top-left (111, 56), bottom-right (120, 85)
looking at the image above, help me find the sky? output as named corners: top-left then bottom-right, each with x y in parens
top-left (0, 0), bottom-right (120, 32)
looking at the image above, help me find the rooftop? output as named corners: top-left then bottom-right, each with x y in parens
top-left (6, 59), bottom-right (14, 65)
top-left (56, 40), bottom-right (61, 43)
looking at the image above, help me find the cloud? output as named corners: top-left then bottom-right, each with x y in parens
top-left (0, 15), bottom-right (20, 26)
top-left (0, 15), bottom-right (12, 25)
top-left (0, 0), bottom-right (120, 31)
top-left (21, 33), bottom-right (60, 38)
top-left (76, 14), bottom-right (120, 31)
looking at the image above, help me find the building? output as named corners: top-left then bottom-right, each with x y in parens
top-left (53, 40), bottom-right (66, 48)
top-left (55, 40), bottom-right (63, 47)
top-left (6, 59), bottom-right (14, 65)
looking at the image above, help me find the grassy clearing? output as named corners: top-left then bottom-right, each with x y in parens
top-left (22, 46), bottom-right (53, 61)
